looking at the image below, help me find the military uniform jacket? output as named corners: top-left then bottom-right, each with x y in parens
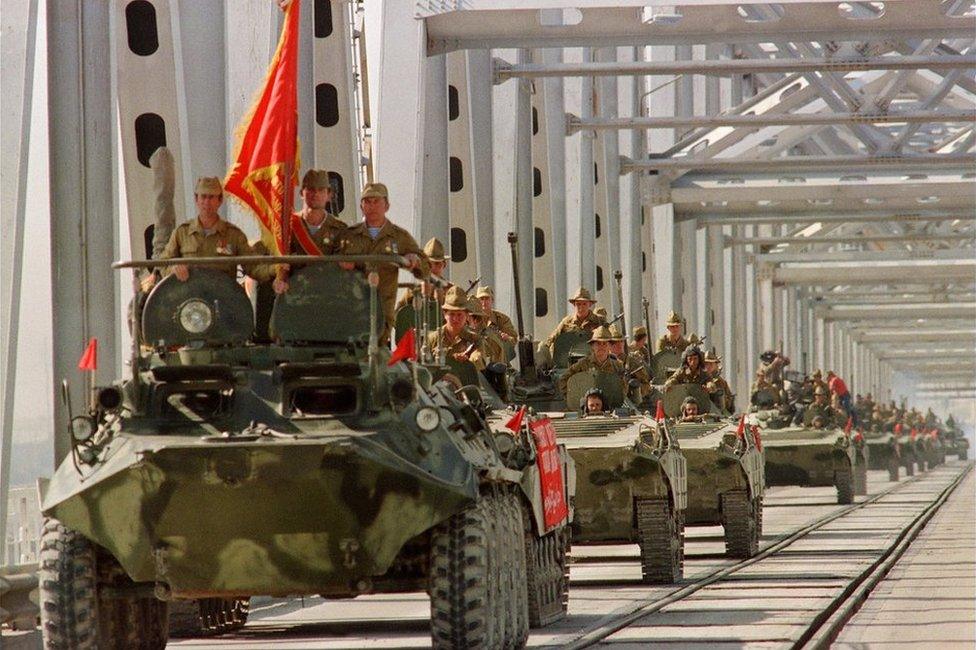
top-left (488, 309), bottom-right (518, 340)
top-left (663, 365), bottom-right (707, 390)
top-left (630, 342), bottom-right (652, 364)
top-left (558, 354), bottom-right (624, 396)
top-left (427, 325), bottom-right (486, 370)
top-left (395, 280), bottom-right (453, 311)
top-left (707, 374), bottom-right (734, 412)
top-left (160, 217), bottom-right (261, 279)
top-left (338, 220), bottom-right (430, 340)
top-left (292, 212), bottom-right (346, 254)
top-left (805, 403), bottom-right (840, 428)
top-left (472, 327), bottom-right (506, 365)
top-left (759, 358), bottom-right (787, 387)
top-left (656, 334), bottom-right (690, 354)
top-left (750, 380), bottom-right (784, 406)
top-left (544, 312), bottom-right (606, 349)
top-left (622, 353), bottom-right (652, 400)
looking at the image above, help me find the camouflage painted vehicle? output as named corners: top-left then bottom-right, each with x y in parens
top-left (659, 385), bottom-right (765, 558)
top-left (542, 370), bottom-right (687, 584)
top-left (923, 431), bottom-right (946, 468)
top-left (753, 408), bottom-right (865, 504)
top-left (39, 259), bottom-right (573, 650)
top-left (862, 427), bottom-right (902, 482)
top-left (943, 416), bottom-right (969, 460)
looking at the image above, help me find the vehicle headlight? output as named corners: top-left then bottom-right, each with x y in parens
top-left (415, 407), bottom-right (441, 432)
top-left (71, 415), bottom-right (96, 443)
top-left (179, 300), bottom-right (213, 334)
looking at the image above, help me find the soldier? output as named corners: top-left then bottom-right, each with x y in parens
top-left (805, 386), bottom-right (840, 428)
top-left (608, 325), bottom-right (651, 402)
top-left (426, 287), bottom-right (486, 370)
top-left (543, 288), bottom-right (606, 352)
top-left (663, 346), bottom-right (707, 391)
top-left (630, 326), bottom-right (651, 363)
top-left (703, 350), bottom-right (735, 413)
top-left (656, 311), bottom-right (690, 353)
top-left (465, 297), bottom-right (505, 365)
top-left (475, 286), bottom-right (517, 342)
top-left (758, 350), bottom-right (790, 388)
top-left (750, 369), bottom-right (783, 408)
top-left (271, 169), bottom-right (347, 294)
top-left (337, 182), bottom-right (429, 344)
top-left (557, 325), bottom-right (625, 396)
top-left (396, 237), bottom-right (454, 310)
top-left (680, 396), bottom-right (703, 422)
top-left (583, 387), bottom-right (607, 416)
top-left (157, 177), bottom-right (265, 282)
top-left (826, 370), bottom-right (854, 424)
top-left (811, 369), bottom-right (829, 394)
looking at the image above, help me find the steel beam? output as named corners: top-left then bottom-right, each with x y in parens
top-left (623, 153), bottom-right (976, 174)
top-left (423, 1), bottom-right (974, 53)
top-left (877, 349), bottom-right (973, 360)
top-left (734, 232), bottom-right (975, 247)
top-left (816, 305), bottom-right (976, 321)
top-left (692, 211), bottom-right (973, 226)
top-left (758, 250), bottom-right (974, 264)
top-left (855, 330), bottom-right (976, 344)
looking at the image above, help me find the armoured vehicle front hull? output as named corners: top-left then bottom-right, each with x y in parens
top-left (759, 425), bottom-right (864, 503)
top-left (864, 431), bottom-right (902, 481)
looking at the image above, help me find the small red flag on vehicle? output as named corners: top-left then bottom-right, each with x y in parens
top-left (77, 338), bottom-right (97, 371)
top-left (910, 427), bottom-right (917, 440)
top-left (655, 400), bottom-right (666, 422)
top-left (505, 405), bottom-right (527, 433)
top-left (736, 414), bottom-right (746, 440)
top-left (387, 328), bottom-right (417, 365)
top-left (894, 423), bottom-right (903, 435)
top-left (751, 423), bottom-right (763, 451)
top-left (844, 417), bottom-right (853, 434)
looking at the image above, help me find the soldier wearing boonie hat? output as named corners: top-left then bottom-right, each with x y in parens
top-left (657, 310), bottom-right (691, 353)
top-left (475, 286), bottom-right (517, 342)
top-left (703, 350), bottom-right (735, 413)
top-left (425, 286), bottom-right (486, 370)
top-left (396, 237), bottom-right (454, 310)
top-left (556, 324), bottom-right (626, 396)
top-left (608, 325), bottom-right (652, 402)
top-left (543, 287), bottom-right (607, 352)
top-left (337, 181), bottom-right (429, 344)
top-left (158, 176), bottom-right (266, 283)
top-left (465, 296), bottom-right (505, 364)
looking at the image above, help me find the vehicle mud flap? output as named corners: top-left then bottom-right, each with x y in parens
top-left (853, 456), bottom-right (868, 496)
top-left (720, 490), bottom-right (761, 559)
top-left (636, 497), bottom-right (683, 584)
top-left (835, 469), bottom-right (854, 505)
top-left (887, 455), bottom-right (900, 482)
top-left (905, 458), bottom-right (915, 476)
top-left (960, 448), bottom-right (968, 461)
top-left (524, 516), bottom-right (570, 627)
top-left (169, 597), bottom-right (249, 637)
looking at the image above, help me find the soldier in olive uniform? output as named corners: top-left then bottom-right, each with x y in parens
top-left (703, 350), bottom-right (735, 413)
top-left (663, 346), bottom-right (708, 390)
top-left (656, 310), bottom-right (691, 353)
top-left (811, 369), bottom-right (829, 395)
top-left (557, 325), bottom-right (625, 396)
top-left (158, 177), bottom-right (266, 282)
top-left (630, 325), bottom-right (651, 363)
top-left (608, 325), bottom-right (651, 402)
top-left (337, 182), bottom-right (429, 344)
top-left (396, 237), bottom-right (454, 310)
top-left (426, 287), bottom-right (487, 370)
top-left (750, 369), bottom-right (784, 408)
top-left (270, 169), bottom-right (348, 294)
top-left (465, 297), bottom-right (505, 365)
top-left (805, 386), bottom-right (842, 428)
top-left (475, 286), bottom-right (517, 342)
top-left (583, 387), bottom-right (607, 416)
top-left (543, 288), bottom-right (607, 352)
top-left (758, 350), bottom-right (790, 388)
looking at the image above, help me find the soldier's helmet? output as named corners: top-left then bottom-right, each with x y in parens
top-left (666, 310), bottom-right (682, 326)
top-left (423, 237), bottom-right (450, 263)
top-left (581, 387), bottom-right (607, 414)
top-left (589, 325), bottom-right (615, 343)
top-left (682, 345), bottom-right (703, 365)
top-left (682, 395), bottom-right (700, 410)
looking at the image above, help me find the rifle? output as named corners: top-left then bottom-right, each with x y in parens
top-left (642, 297), bottom-right (652, 362)
top-left (613, 270), bottom-right (627, 349)
top-left (463, 276), bottom-right (482, 295)
top-left (508, 232), bottom-right (536, 380)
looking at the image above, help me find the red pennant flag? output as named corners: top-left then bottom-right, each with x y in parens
top-left (853, 430), bottom-right (864, 443)
top-left (387, 328), bottom-right (417, 366)
top-left (224, 0), bottom-right (301, 255)
top-left (751, 423), bottom-right (763, 451)
top-left (894, 423), bottom-right (903, 436)
top-left (505, 405), bottom-right (527, 433)
top-left (77, 338), bottom-right (98, 371)
top-left (655, 400), bottom-right (666, 422)
top-left (735, 414), bottom-right (746, 440)
top-left (844, 417), bottom-right (853, 434)
top-left (910, 427), bottom-right (917, 440)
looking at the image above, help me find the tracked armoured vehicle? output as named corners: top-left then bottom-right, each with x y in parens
top-left (945, 416), bottom-right (969, 460)
top-left (658, 384), bottom-right (765, 558)
top-left (39, 257), bottom-right (573, 650)
top-left (863, 426), bottom-right (902, 482)
top-left (752, 407), bottom-right (865, 504)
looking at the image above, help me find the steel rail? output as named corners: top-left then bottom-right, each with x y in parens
top-left (563, 463), bottom-right (971, 649)
top-left (623, 152), bottom-right (976, 173)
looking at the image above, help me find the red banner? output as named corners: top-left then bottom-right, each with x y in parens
top-left (529, 418), bottom-right (569, 531)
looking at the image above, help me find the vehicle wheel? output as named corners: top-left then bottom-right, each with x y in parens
top-left (835, 469), bottom-right (854, 504)
top-left (498, 489), bottom-right (529, 648)
top-left (430, 491), bottom-right (506, 649)
top-left (853, 457), bottom-right (868, 496)
top-left (524, 516), bottom-right (570, 627)
top-left (39, 518), bottom-right (168, 650)
top-left (721, 490), bottom-right (760, 559)
top-left (887, 456), bottom-right (900, 482)
top-left (636, 497), bottom-right (683, 583)
top-left (905, 459), bottom-right (915, 476)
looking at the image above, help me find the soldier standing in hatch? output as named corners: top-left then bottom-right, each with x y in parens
top-left (337, 182), bottom-right (429, 344)
top-left (465, 297), bottom-right (505, 365)
top-left (396, 237), bottom-right (454, 310)
top-left (805, 385), bottom-right (841, 428)
top-left (703, 350), bottom-right (735, 413)
top-left (543, 288), bottom-right (606, 352)
top-left (630, 326), bottom-right (651, 364)
top-left (758, 350), bottom-right (791, 388)
top-left (557, 325), bottom-right (625, 396)
top-left (157, 177), bottom-right (267, 283)
top-left (475, 286), bottom-right (518, 343)
top-left (663, 346), bottom-right (708, 390)
top-left (426, 287), bottom-right (487, 370)
top-left (269, 169), bottom-right (348, 294)
top-left (656, 311), bottom-right (691, 353)
top-left (608, 325), bottom-right (651, 403)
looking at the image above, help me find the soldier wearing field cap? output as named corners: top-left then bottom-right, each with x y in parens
top-left (159, 176), bottom-right (264, 282)
top-left (396, 237), bottom-right (454, 310)
top-left (630, 325), bottom-right (651, 363)
top-left (465, 296), bottom-right (505, 365)
top-left (608, 325), bottom-right (651, 402)
top-left (426, 287), bottom-right (486, 370)
top-left (338, 182), bottom-right (429, 344)
top-left (703, 349), bottom-right (735, 413)
top-left (543, 287), bottom-right (607, 352)
top-left (557, 325), bottom-right (625, 396)
top-left (656, 310), bottom-right (691, 353)
top-left (475, 286), bottom-right (517, 342)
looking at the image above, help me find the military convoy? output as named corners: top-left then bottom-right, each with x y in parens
top-left (39, 258), bottom-right (574, 650)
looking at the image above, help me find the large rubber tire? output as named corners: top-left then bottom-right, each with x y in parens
top-left (524, 523), bottom-right (570, 628)
top-left (887, 456), bottom-right (900, 482)
top-left (169, 597), bottom-right (250, 637)
top-left (39, 518), bottom-right (168, 650)
top-left (905, 459), bottom-right (915, 476)
top-left (498, 490), bottom-right (529, 648)
top-left (721, 491), bottom-right (761, 559)
top-left (853, 457), bottom-right (868, 496)
top-left (835, 469), bottom-right (854, 505)
top-left (637, 498), bottom-right (683, 583)
top-left (430, 490), bottom-right (524, 649)
top-left (918, 458), bottom-right (928, 472)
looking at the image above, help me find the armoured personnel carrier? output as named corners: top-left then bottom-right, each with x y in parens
top-left (39, 257), bottom-right (573, 650)
top-left (658, 385), bottom-right (765, 558)
top-left (863, 425), bottom-right (902, 482)
top-left (945, 416), bottom-right (969, 460)
top-left (752, 407), bottom-right (865, 504)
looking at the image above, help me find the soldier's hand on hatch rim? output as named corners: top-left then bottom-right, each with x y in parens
top-left (173, 264), bottom-right (190, 281)
top-left (405, 253), bottom-right (420, 269)
top-left (338, 262), bottom-right (355, 271)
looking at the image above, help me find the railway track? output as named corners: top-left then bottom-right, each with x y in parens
top-left (167, 460), bottom-right (972, 649)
